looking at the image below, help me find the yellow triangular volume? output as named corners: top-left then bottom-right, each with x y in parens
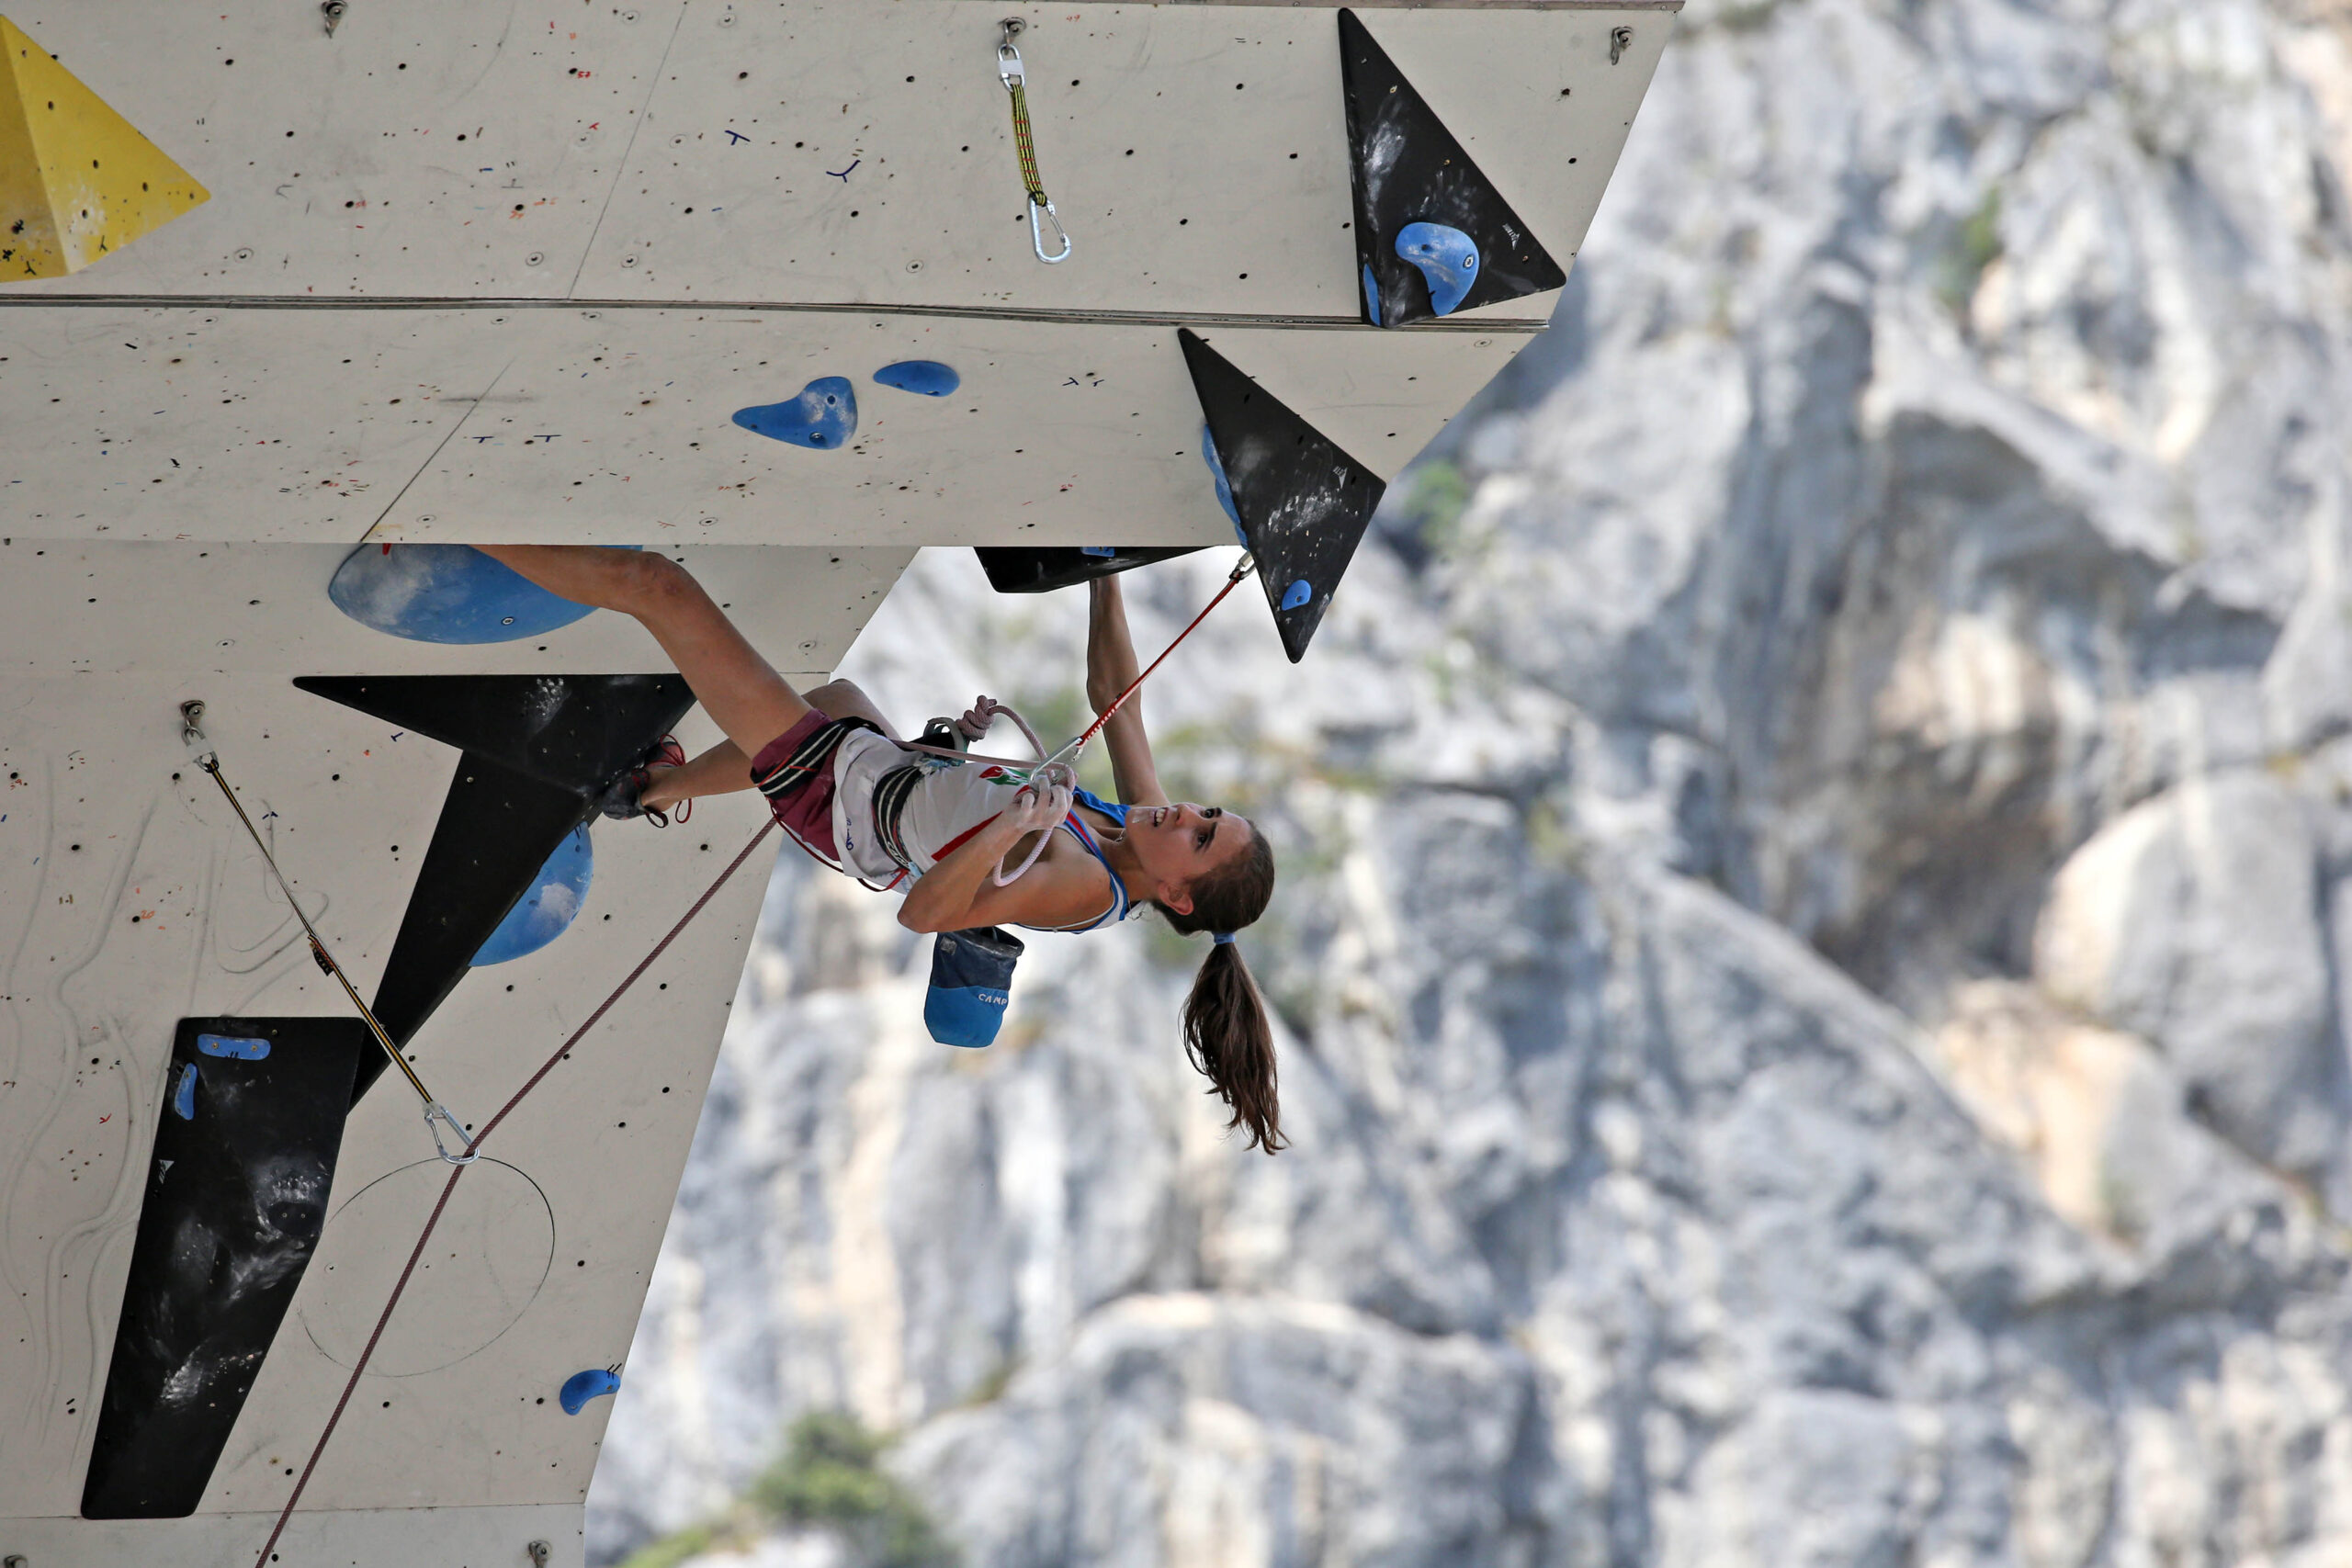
top-left (0, 15), bottom-right (207, 279)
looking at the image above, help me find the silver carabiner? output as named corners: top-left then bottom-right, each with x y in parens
top-left (998, 18), bottom-right (1024, 88)
top-left (425, 1100), bottom-right (481, 1167)
top-left (1028, 196), bottom-right (1071, 264)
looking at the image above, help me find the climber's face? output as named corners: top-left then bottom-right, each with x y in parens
top-left (1128, 802), bottom-right (1252, 914)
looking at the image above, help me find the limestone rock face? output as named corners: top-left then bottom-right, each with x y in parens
top-left (591, 0), bottom-right (2352, 1562)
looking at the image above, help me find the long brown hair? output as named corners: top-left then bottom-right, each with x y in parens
top-left (1155, 823), bottom-right (1282, 1152)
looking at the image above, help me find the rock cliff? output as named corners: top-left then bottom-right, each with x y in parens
top-left (591, 0), bottom-right (2352, 1561)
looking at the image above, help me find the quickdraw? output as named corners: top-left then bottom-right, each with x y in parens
top-left (183, 703), bottom-right (479, 1167)
top-left (998, 19), bottom-right (1072, 264)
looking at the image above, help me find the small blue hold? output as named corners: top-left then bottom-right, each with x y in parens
top-left (172, 1064), bottom-right (198, 1121)
top-left (1396, 222), bottom-right (1480, 316)
top-left (1080, 546), bottom-right (1118, 558)
top-left (1201, 425), bottom-right (1246, 546)
top-left (873, 360), bottom-right (960, 397)
top-left (733, 377), bottom-right (858, 450)
top-left (1363, 263), bottom-right (1384, 328)
top-left (560, 1367), bottom-right (622, 1415)
top-left (197, 1033), bottom-right (270, 1060)
top-left (1280, 579), bottom-right (1315, 612)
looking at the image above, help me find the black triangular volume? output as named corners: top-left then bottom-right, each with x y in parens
top-left (83, 1017), bottom-right (365, 1518)
top-left (293, 674), bottom-right (695, 797)
top-left (1180, 329), bottom-right (1385, 663)
top-left (974, 545), bottom-right (1205, 595)
top-left (294, 674), bottom-right (695, 1099)
top-left (356, 753), bottom-right (594, 1096)
top-left (1338, 8), bottom-right (1567, 328)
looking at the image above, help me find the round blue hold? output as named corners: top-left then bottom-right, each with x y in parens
top-left (733, 377), bottom-right (858, 449)
top-left (873, 359), bottom-right (961, 397)
top-left (329, 543), bottom-right (637, 645)
top-left (1201, 425), bottom-right (1247, 546)
top-left (1280, 579), bottom-right (1315, 612)
top-left (473, 826), bottom-right (594, 966)
top-left (559, 1367), bottom-right (621, 1415)
top-left (1396, 222), bottom-right (1481, 317)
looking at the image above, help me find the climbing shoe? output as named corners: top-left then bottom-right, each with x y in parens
top-left (597, 735), bottom-right (689, 827)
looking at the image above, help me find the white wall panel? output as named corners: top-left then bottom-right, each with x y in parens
top-left (3, 304), bottom-right (1521, 546)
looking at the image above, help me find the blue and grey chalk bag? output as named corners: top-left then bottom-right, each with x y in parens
top-left (925, 927), bottom-right (1024, 1048)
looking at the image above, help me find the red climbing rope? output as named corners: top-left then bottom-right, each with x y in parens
top-left (249, 820), bottom-right (776, 1568)
top-left (1076, 554), bottom-right (1255, 748)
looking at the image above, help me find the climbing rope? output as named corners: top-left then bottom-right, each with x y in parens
top-left (889, 551), bottom-right (1258, 886)
top-left (998, 19), bottom-right (1071, 264)
top-left (248, 819), bottom-right (776, 1568)
top-left (182, 705), bottom-right (477, 1167)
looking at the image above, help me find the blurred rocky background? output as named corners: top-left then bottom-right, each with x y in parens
top-left (589, 0), bottom-right (2352, 1562)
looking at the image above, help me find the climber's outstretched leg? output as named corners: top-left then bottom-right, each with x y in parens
top-left (475, 546), bottom-right (810, 759)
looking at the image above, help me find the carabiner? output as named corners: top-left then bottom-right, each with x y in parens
top-left (425, 1100), bottom-right (481, 1167)
top-left (998, 18), bottom-right (1024, 89)
top-left (1028, 196), bottom-right (1072, 264)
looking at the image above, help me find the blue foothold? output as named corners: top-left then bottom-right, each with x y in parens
top-left (197, 1033), bottom-right (271, 1060)
top-left (1396, 222), bottom-right (1480, 316)
top-left (1280, 579), bottom-right (1314, 612)
top-left (1080, 546), bottom-right (1118, 558)
top-left (473, 826), bottom-right (594, 966)
top-left (873, 359), bottom-right (961, 397)
top-left (733, 377), bottom-right (859, 450)
top-left (1200, 424), bottom-right (1246, 546)
top-left (560, 1367), bottom-right (622, 1415)
top-left (1363, 262), bottom-right (1385, 328)
top-left (172, 1064), bottom-right (198, 1120)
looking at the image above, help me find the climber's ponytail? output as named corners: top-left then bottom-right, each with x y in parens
top-left (1158, 822), bottom-right (1282, 1153)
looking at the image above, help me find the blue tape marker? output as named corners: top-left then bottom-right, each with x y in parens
top-left (1396, 222), bottom-right (1480, 317)
top-left (560, 1368), bottom-right (622, 1415)
top-left (733, 378), bottom-right (858, 450)
top-left (197, 1033), bottom-right (270, 1060)
top-left (873, 359), bottom-right (960, 397)
top-left (1281, 579), bottom-right (1314, 611)
top-left (1363, 262), bottom-right (1384, 328)
top-left (172, 1064), bottom-right (198, 1120)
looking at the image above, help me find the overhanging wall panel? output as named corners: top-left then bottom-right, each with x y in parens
top-left (4, 2), bottom-right (1668, 321)
top-left (1, 305), bottom-right (1521, 546)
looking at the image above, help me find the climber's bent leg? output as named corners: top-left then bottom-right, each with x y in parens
top-left (801, 679), bottom-right (899, 742)
top-left (475, 545), bottom-right (812, 759)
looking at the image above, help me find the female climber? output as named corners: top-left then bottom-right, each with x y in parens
top-left (473, 546), bottom-right (1284, 1153)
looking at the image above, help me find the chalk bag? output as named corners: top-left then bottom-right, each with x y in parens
top-left (925, 926), bottom-right (1025, 1048)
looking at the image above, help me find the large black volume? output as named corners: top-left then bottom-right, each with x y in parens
top-left (974, 545), bottom-right (1204, 595)
top-left (1180, 329), bottom-right (1385, 663)
top-left (295, 674), bottom-right (695, 1097)
top-left (1338, 7), bottom-right (1566, 328)
top-left (82, 1017), bottom-right (366, 1519)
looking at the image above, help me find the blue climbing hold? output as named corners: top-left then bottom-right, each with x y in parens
top-left (197, 1033), bottom-right (270, 1061)
top-left (1363, 262), bottom-right (1384, 328)
top-left (1396, 222), bottom-right (1480, 316)
top-left (473, 826), bottom-right (593, 966)
top-left (171, 1064), bottom-right (198, 1120)
top-left (873, 360), bottom-right (960, 398)
top-left (330, 543), bottom-right (639, 646)
top-left (1080, 546), bottom-right (1117, 558)
top-left (1201, 425), bottom-right (1246, 546)
top-left (733, 377), bottom-right (857, 449)
top-left (560, 1368), bottom-right (622, 1415)
top-left (1280, 579), bottom-right (1314, 612)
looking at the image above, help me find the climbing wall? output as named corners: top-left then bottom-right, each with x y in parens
top-left (0, 2), bottom-right (1671, 1564)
